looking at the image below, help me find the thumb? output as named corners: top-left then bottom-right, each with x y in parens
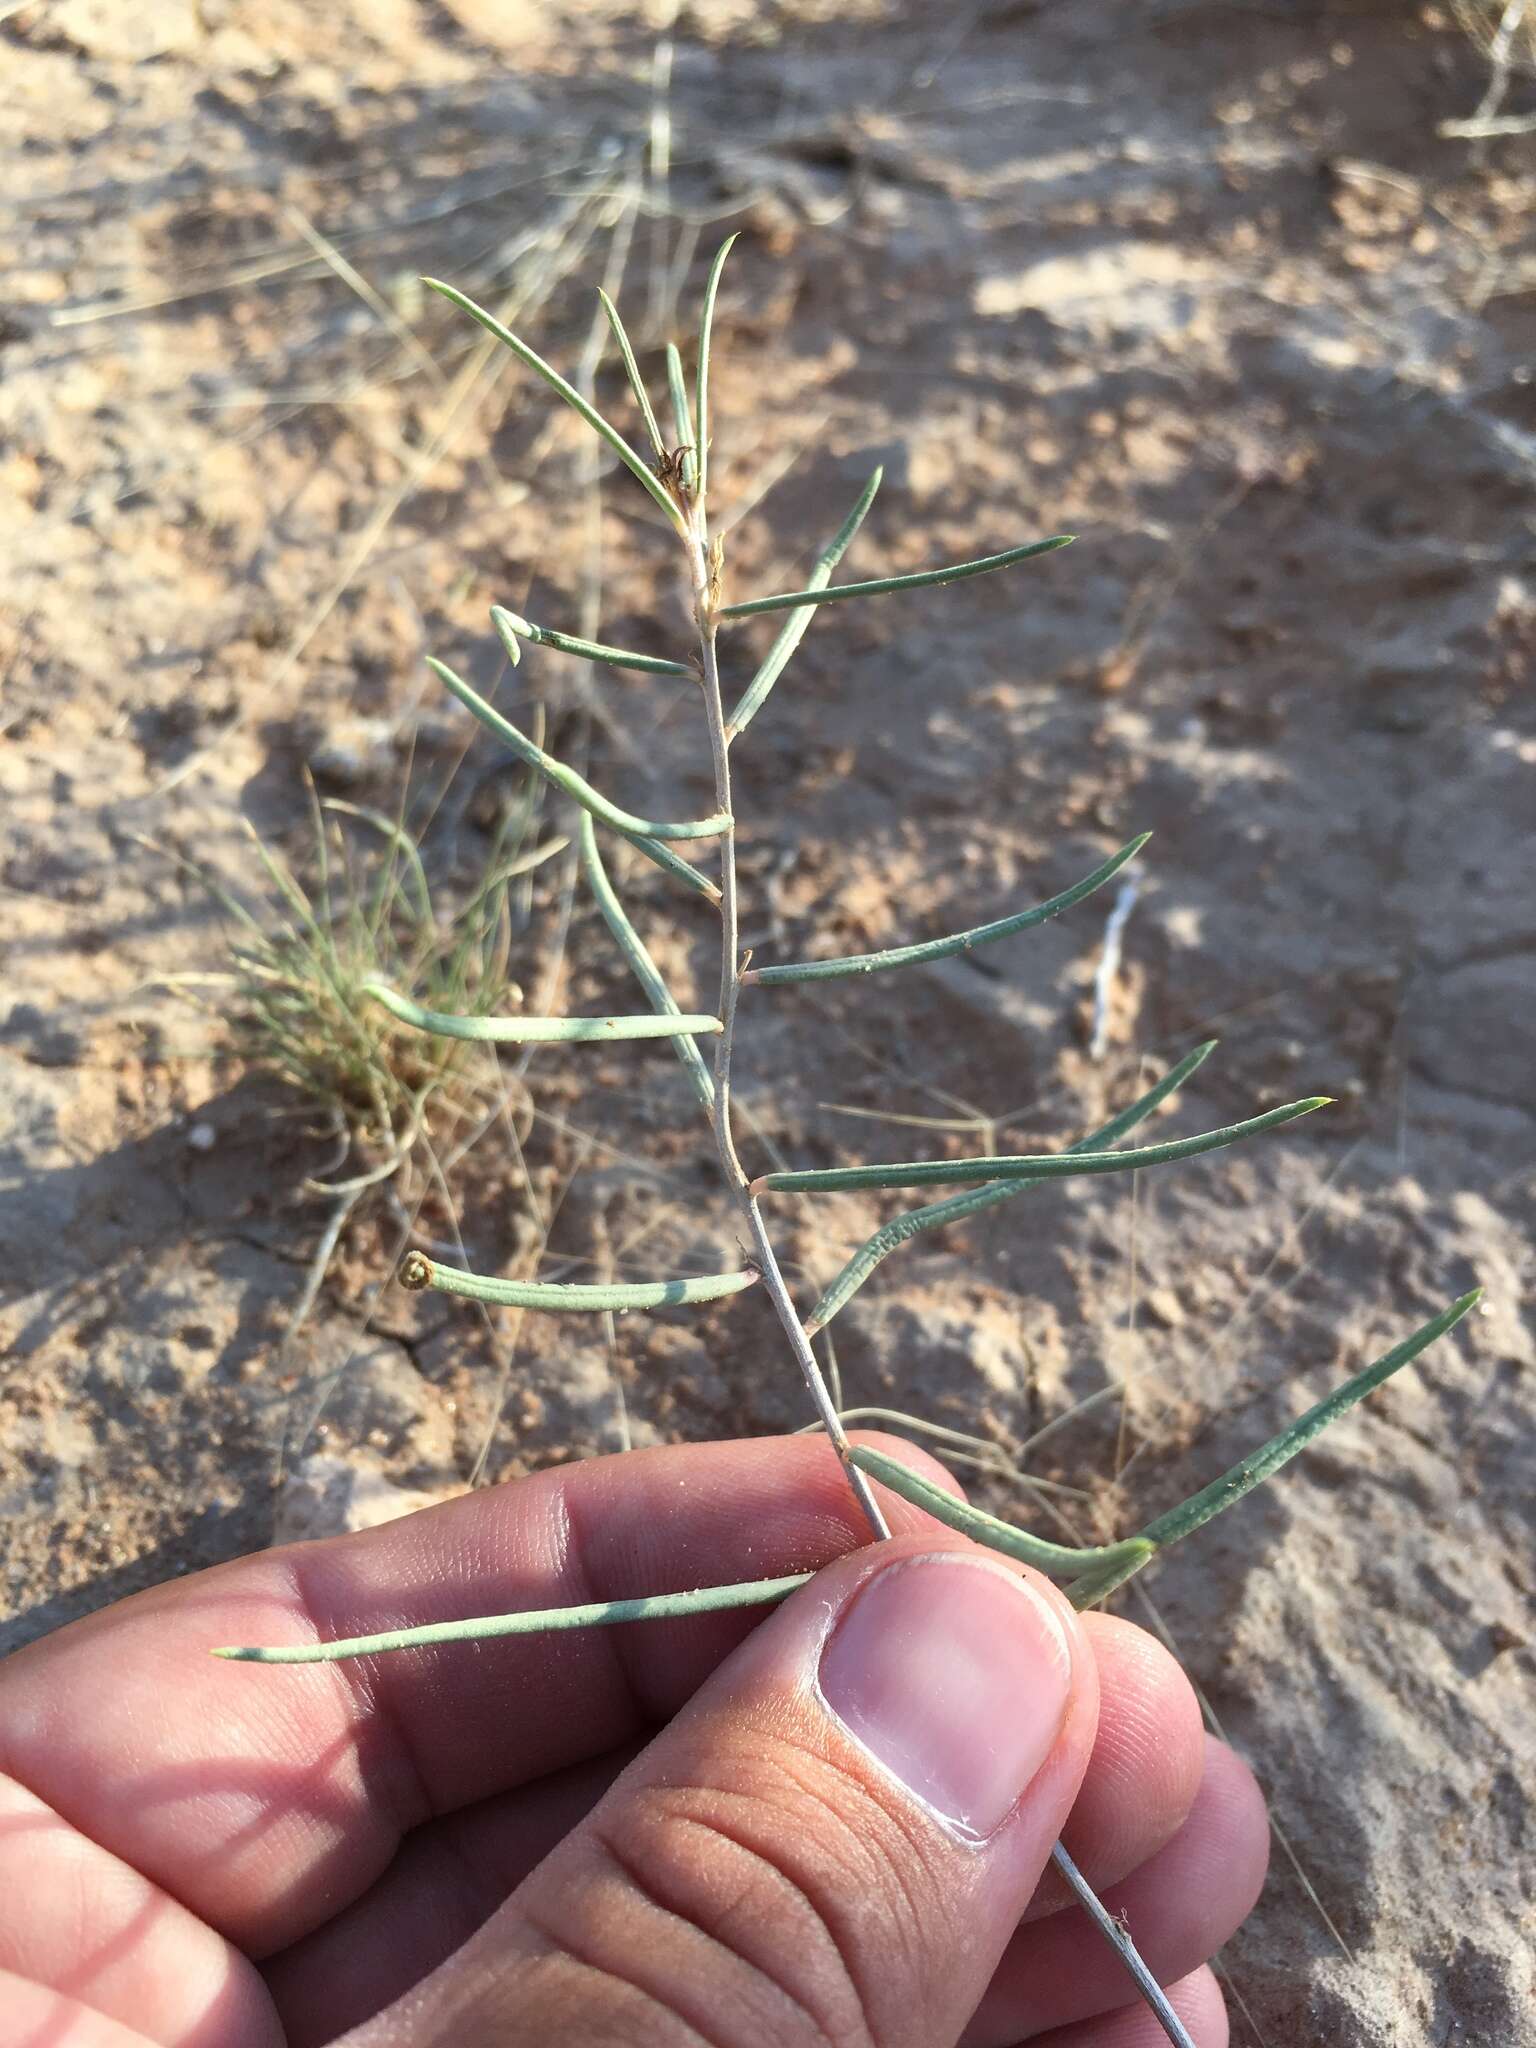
top-left (380, 1534), bottom-right (1100, 2048)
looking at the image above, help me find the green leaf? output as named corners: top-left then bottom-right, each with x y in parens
top-left (727, 467), bottom-right (883, 737)
top-left (665, 341), bottom-right (696, 491)
top-left (719, 534), bottom-right (1074, 619)
top-left (1065, 1290), bottom-right (1483, 1610)
top-left (757, 1096), bottom-right (1330, 1197)
top-left (213, 1572), bottom-right (811, 1664)
top-left (212, 1293), bottom-right (1482, 1668)
top-left (578, 813), bottom-right (716, 1113)
top-left (695, 234), bottom-right (737, 503)
top-left (362, 982), bottom-right (721, 1044)
top-left (400, 1251), bottom-right (758, 1311)
top-left (423, 277), bottom-right (685, 529)
top-left (492, 604), bottom-right (691, 679)
top-left (623, 832), bottom-right (723, 904)
top-left (850, 1445), bottom-right (1155, 1575)
top-left (748, 835), bottom-right (1148, 986)
top-left (428, 656), bottom-right (730, 842)
top-left (596, 285), bottom-right (667, 460)
top-left (805, 1040), bottom-right (1217, 1333)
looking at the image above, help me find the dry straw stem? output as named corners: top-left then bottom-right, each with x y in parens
top-left (223, 245), bottom-right (1481, 2048)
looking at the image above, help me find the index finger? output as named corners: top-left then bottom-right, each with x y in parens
top-left (0, 1430), bottom-right (961, 1955)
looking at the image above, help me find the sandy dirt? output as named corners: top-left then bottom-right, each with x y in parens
top-left (3, 1), bottom-right (1534, 2040)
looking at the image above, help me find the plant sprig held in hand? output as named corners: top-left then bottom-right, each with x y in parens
top-left (217, 242), bottom-right (1482, 2048)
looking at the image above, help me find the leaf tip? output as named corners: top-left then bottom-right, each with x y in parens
top-left (489, 605), bottom-right (525, 661)
top-left (399, 1251), bottom-right (433, 1292)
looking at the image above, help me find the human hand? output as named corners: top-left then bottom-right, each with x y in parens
top-left (0, 1433), bottom-right (1268, 2046)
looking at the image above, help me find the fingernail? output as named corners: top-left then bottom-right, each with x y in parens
top-left (818, 1554), bottom-right (1073, 1840)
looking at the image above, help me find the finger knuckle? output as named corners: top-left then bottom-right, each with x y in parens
top-left (589, 1738), bottom-right (928, 2048)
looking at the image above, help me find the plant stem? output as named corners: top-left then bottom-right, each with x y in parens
top-left (685, 514), bottom-right (891, 1541)
top-left (676, 281), bottom-right (1177, 2042)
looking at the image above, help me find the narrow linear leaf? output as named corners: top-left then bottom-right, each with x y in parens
top-left (399, 1250), bottom-right (758, 1311)
top-left (596, 285), bottom-right (666, 459)
top-left (1133, 1290), bottom-right (1482, 1558)
top-left (727, 466), bottom-right (883, 737)
top-left (850, 1445), bottom-right (1155, 1575)
top-left (422, 277), bottom-right (684, 529)
top-left (362, 982), bottom-right (721, 1044)
top-left (1065, 1290), bottom-right (1482, 1611)
top-left (806, 1041), bottom-right (1217, 1332)
top-left (758, 1096), bottom-right (1330, 1198)
top-left (465, 833), bottom-right (570, 903)
top-left (748, 835), bottom-right (1149, 986)
top-left (213, 1572), bottom-right (811, 1664)
top-left (665, 340), bottom-right (696, 490)
top-left (492, 604), bottom-right (691, 679)
top-left (579, 812), bottom-right (716, 1112)
top-left (720, 534), bottom-right (1074, 619)
top-left (428, 656), bottom-right (730, 841)
top-left (214, 1294), bottom-right (1481, 1666)
top-left (625, 831), bottom-right (722, 903)
top-left (695, 233), bottom-right (737, 503)
top-left (321, 800), bottom-right (433, 922)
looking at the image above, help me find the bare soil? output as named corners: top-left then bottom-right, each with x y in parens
top-left (3, 2), bottom-right (1533, 2040)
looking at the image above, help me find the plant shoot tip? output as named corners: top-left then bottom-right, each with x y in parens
top-left (399, 1251), bottom-right (433, 1292)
